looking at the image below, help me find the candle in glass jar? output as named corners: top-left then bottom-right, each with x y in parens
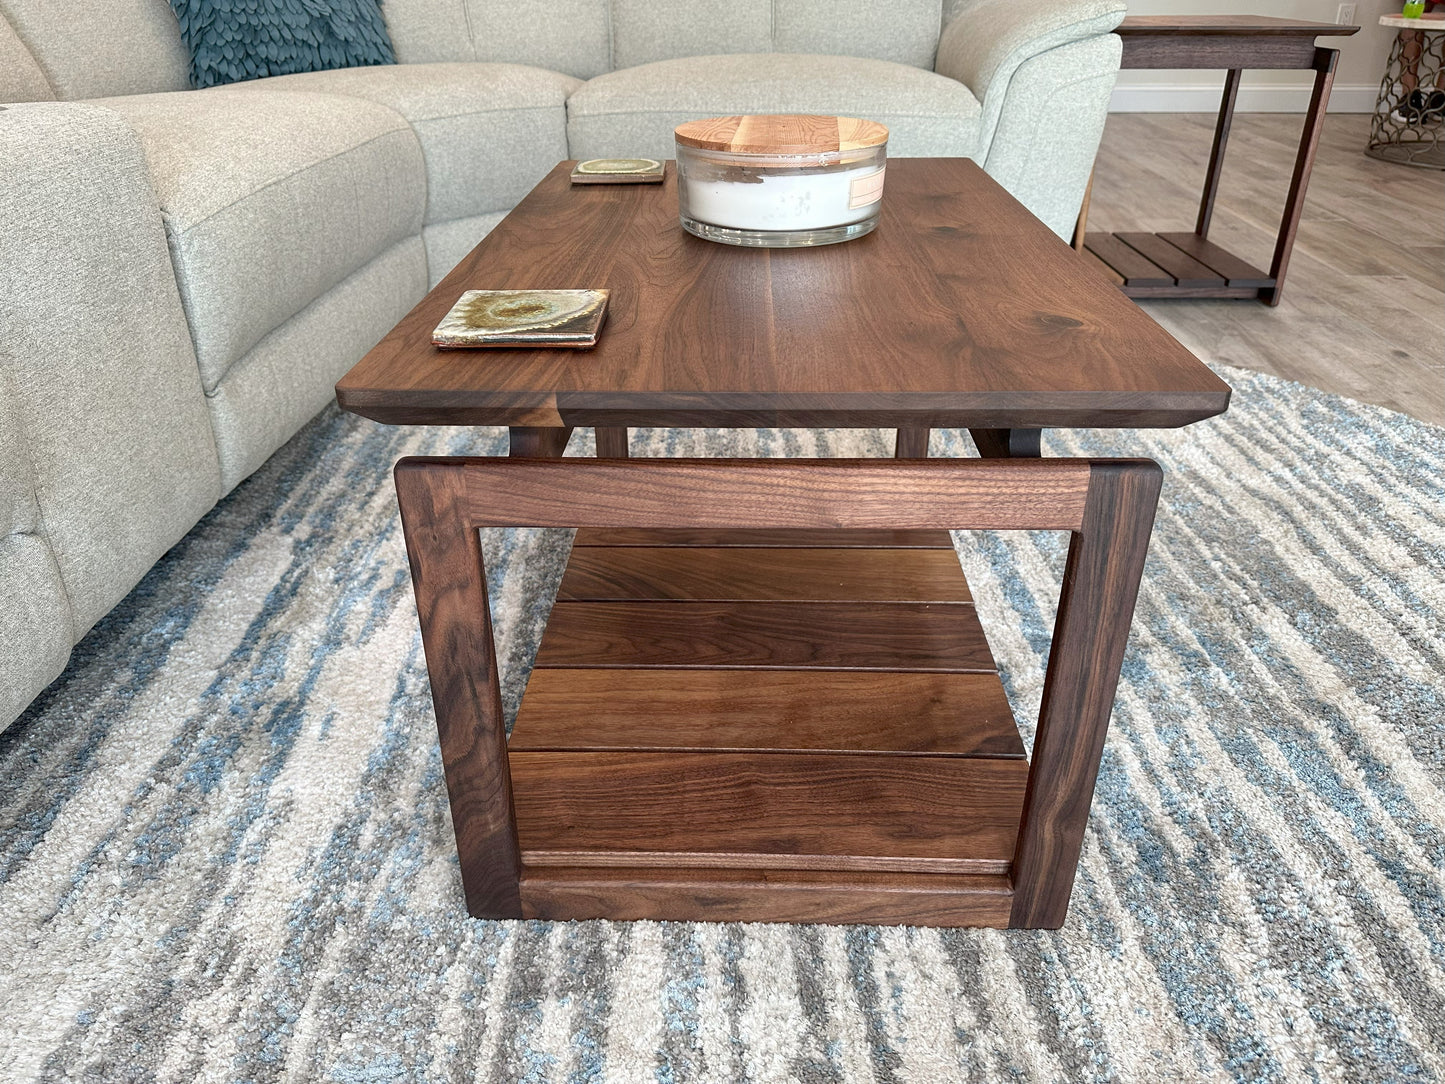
top-left (673, 115), bottom-right (889, 247)
top-left (683, 164), bottom-right (885, 231)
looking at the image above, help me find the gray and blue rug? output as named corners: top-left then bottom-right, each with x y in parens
top-left (1, 365), bottom-right (1442, 1083)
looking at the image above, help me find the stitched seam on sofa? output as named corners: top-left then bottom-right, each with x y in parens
top-left (163, 129), bottom-right (417, 238)
top-left (407, 104), bottom-right (568, 125)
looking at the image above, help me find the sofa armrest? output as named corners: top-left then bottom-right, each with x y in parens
top-left (936, 0), bottom-right (1125, 137)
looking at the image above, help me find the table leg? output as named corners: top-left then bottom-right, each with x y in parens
top-left (1263, 48), bottom-right (1339, 307)
top-left (1009, 460), bottom-right (1163, 928)
top-left (595, 426), bottom-right (630, 458)
top-left (394, 461), bottom-right (523, 918)
top-left (969, 428), bottom-right (1042, 458)
top-left (509, 426), bottom-right (573, 458)
top-left (1071, 168), bottom-right (1095, 253)
top-left (1196, 68), bottom-right (1242, 238)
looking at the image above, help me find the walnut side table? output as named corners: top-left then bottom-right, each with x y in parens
top-left (1077, 15), bottom-right (1359, 306)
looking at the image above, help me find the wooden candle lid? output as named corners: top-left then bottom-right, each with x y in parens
top-left (674, 115), bottom-right (889, 155)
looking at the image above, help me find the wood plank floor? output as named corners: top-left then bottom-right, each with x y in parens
top-left (1088, 113), bottom-right (1444, 425)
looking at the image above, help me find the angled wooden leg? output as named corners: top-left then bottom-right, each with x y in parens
top-left (1009, 460), bottom-right (1163, 929)
top-left (1196, 68), bottom-right (1242, 239)
top-left (1263, 48), bottom-right (1338, 307)
top-left (894, 427), bottom-right (930, 458)
top-left (394, 459), bottom-right (522, 918)
top-left (969, 428), bottom-right (1042, 458)
top-left (595, 426), bottom-right (630, 458)
top-left (509, 426), bottom-right (573, 458)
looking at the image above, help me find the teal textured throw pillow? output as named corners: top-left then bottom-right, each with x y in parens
top-left (169, 0), bottom-right (395, 89)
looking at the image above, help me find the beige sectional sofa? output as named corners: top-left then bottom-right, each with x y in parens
top-left (0, 0), bottom-right (1125, 730)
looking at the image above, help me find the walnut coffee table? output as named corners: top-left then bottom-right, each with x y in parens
top-left (337, 159), bottom-right (1230, 929)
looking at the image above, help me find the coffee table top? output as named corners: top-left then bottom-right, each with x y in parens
top-left (337, 158), bottom-right (1229, 431)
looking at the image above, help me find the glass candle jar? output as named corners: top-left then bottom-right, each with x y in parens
top-left (674, 115), bottom-right (888, 247)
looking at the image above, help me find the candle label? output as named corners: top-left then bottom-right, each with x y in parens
top-left (848, 166), bottom-right (886, 210)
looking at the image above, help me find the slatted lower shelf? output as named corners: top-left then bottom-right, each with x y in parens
top-left (1083, 230), bottom-right (1275, 299)
top-left (507, 528), bottom-right (1029, 926)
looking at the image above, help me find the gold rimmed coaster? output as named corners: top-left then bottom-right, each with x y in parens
top-left (571, 158), bottom-right (665, 184)
top-left (432, 289), bottom-right (609, 349)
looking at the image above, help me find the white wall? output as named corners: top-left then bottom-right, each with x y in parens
top-left (1111, 0), bottom-right (1400, 112)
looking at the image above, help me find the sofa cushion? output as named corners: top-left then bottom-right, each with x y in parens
top-left (567, 53), bottom-right (982, 161)
top-left (0, 101), bottom-right (220, 642)
top-left (0, 0), bottom-right (190, 99)
top-left (167, 0), bottom-right (395, 89)
top-left (254, 63), bottom-right (579, 225)
top-left (383, 0), bottom-right (611, 79)
top-left (0, 16), bottom-right (53, 102)
top-left (609, 0), bottom-right (942, 71)
top-left (100, 86), bottom-right (425, 394)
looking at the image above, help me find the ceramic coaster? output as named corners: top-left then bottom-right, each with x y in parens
top-left (571, 158), bottom-right (665, 184)
top-left (432, 289), bottom-right (609, 348)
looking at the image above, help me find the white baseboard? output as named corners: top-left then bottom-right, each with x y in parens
top-left (1110, 83), bottom-right (1379, 113)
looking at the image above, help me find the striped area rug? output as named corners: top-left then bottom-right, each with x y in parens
top-left (1, 365), bottom-right (1441, 1083)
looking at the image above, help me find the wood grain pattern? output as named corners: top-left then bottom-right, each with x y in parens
top-left (533, 600), bottom-right (996, 672)
top-left (509, 669), bottom-right (1024, 757)
top-left (453, 458), bottom-right (1093, 532)
top-left (673, 114), bottom-right (889, 154)
top-left (392, 461), bottom-right (521, 919)
top-left (556, 546), bottom-right (973, 602)
top-left (518, 867), bottom-right (1013, 925)
top-left (573, 527), bottom-right (954, 548)
top-left (1009, 459), bottom-right (1163, 929)
top-left (335, 159), bottom-right (1229, 431)
top-left (510, 751), bottom-right (1028, 867)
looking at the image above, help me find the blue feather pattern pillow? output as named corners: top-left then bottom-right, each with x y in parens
top-left (169, 0), bottom-right (395, 89)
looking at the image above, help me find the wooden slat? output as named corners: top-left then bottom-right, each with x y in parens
top-left (1083, 233), bottom-right (1173, 287)
top-left (533, 601), bottom-right (997, 672)
top-left (441, 458), bottom-right (1095, 532)
top-left (519, 867), bottom-right (1013, 926)
top-left (1116, 232), bottom-right (1227, 288)
top-left (510, 669), bottom-right (1023, 757)
top-left (510, 751), bottom-right (1028, 868)
top-left (574, 527), bottom-right (953, 548)
top-left (557, 547), bottom-right (971, 603)
top-left (1079, 247), bottom-right (1125, 285)
top-left (1157, 232), bottom-right (1275, 288)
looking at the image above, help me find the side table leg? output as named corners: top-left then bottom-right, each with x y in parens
top-left (1196, 68), bottom-right (1242, 238)
top-left (1009, 460), bottom-right (1162, 928)
top-left (1263, 48), bottom-right (1339, 307)
top-left (509, 426), bottom-right (573, 458)
top-left (394, 460), bottom-right (523, 918)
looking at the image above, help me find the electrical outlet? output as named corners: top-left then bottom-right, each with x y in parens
top-left (1337, 2), bottom-right (1357, 24)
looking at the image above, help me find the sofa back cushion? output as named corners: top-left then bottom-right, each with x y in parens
top-left (0, 0), bottom-right (189, 99)
top-left (0, 15), bottom-right (53, 102)
top-left (384, 0), bottom-right (942, 79)
top-left (611, 0), bottom-right (942, 70)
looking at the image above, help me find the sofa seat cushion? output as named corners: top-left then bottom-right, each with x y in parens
top-left (99, 86), bottom-right (425, 393)
top-left (566, 53), bottom-right (982, 161)
top-left (251, 62), bottom-right (580, 225)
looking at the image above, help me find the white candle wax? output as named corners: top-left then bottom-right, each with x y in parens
top-left (684, 164), bottom-right (884, 231)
